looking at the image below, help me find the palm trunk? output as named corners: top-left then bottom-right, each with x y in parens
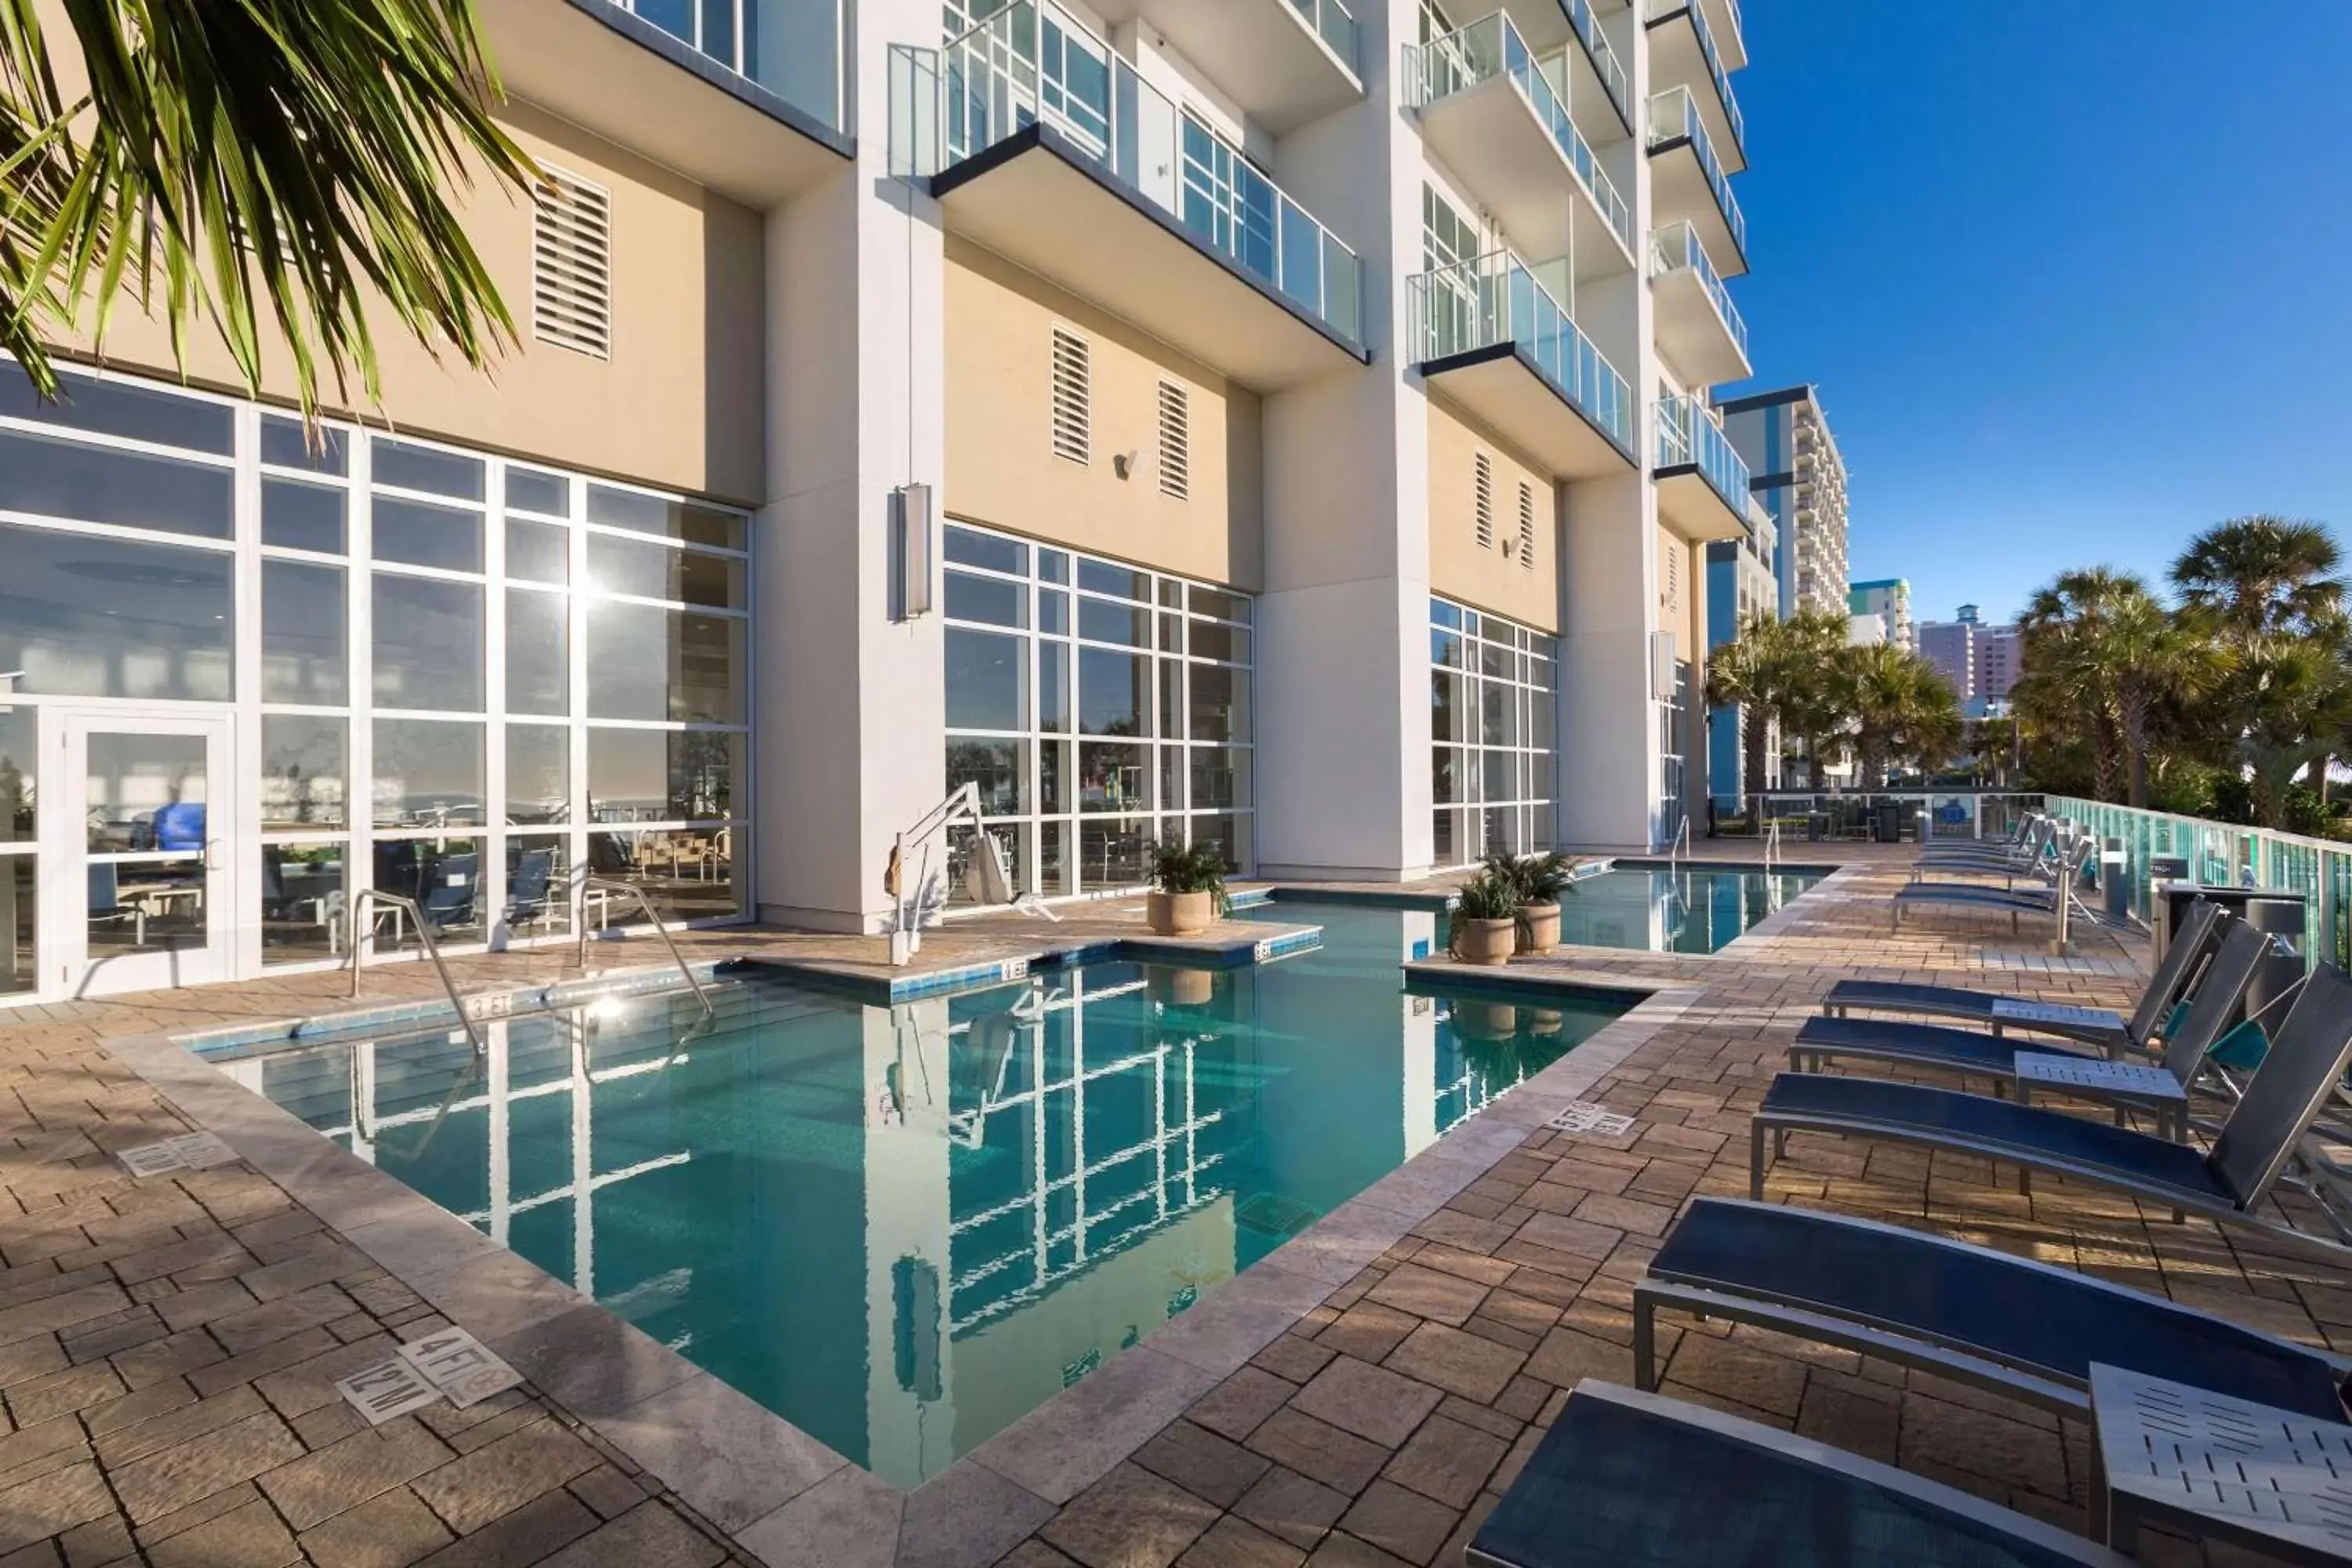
top-left (2122, 697), bottom-right (2150, 810)
top-left (1742, 707), bottom-right (1769, 819)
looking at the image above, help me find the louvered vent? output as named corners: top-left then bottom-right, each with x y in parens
top-left (1051, 327), bottom-right (1091, 465)
top-left (1664, 547), bottom-right (1680, 611)
top-left (1156, 381), bottom-right (1190, 500)
top-left (1517, 482), bottom-right (1535, 570)
top-left (1473, 453), bottom-right (1494, 548)
top-left (532, 168), bottom-right (612, 359)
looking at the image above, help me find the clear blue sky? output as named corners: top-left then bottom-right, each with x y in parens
top-left (1722, 3), bottom-right (2352, 625)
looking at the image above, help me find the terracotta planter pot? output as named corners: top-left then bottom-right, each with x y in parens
top-left (1452, 1000), bottom-right (1519, 1041)
top-left (1150, 967), bottom-right (1215, 1007)
top-left (1454, 916), bottom-right (1517, 966)
top-left (1515, 902), bottom-right (1561, 955)
top-left (1147, 889), bottom-right (1214, 936)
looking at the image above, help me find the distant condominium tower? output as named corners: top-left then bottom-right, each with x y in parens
top-left (1918, 604), bottom-right (2022, 716)
top-left (1849, 578), bottom-right (1914, 652)
top-left (1719, 385), bottom-right (1849, 617)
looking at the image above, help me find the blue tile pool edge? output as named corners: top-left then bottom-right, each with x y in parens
top-left (104, 968), bottom-right (1709, 1563)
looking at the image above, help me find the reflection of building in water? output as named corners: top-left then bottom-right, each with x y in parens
top-left (223, 912), bottom-right (1599, 1488)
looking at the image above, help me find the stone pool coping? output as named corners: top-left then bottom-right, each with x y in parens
top-left (96, 950), bottom-right (1719, 1565)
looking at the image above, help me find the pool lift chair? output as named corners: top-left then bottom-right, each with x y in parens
top-left (888, 782), bottom-right (1060, 967)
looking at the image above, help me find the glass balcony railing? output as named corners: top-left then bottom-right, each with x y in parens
top-left (617, 0), bottom-right (843, 128)
top-left (1286, 0), bottom-right (1359, 73)
top-left (1408, 249), bottom-right (1634, 454)
top-left (937, 0), bottom-right (1363, 345)
top-left (1408, 13), bottom-right (1632, 253)
top-left (1656, 394), bottom-right (1750, 514)
top-left (1647, 86), bottom-right (1745, 258)
top-left (1642, 0), bottom-right (1743, 151)
top-left (1647, 221), bottom-right (1747, 360)
top-left (1564, 0), bottom-right (1630, 124)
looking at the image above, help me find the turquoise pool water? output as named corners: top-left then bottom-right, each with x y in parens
top-left (221, 902), bottom-right (1630, 1487)
top-left (1563, 865), bottom-right (1821, 953)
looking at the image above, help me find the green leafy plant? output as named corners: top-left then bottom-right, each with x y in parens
top-left (1451, 867), bottom-right (1520, 922)
top-left (1482, 850), bottom-right (1576, 906)
top-left (1148, 838), bottom-right (1232, 916)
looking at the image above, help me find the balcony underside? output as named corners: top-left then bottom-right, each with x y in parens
top-left (1648, 140), bottom-right (1747, 278)
top-left (1651, 266), bottom-right (1751, 387)
top-left (1494, 0), bottom-right (1631, 140)
top-left (1643, 9), bottom-right (1745, 172)
top-left (1698, 0), bottom-right (1748, 71)
top-left (1418, 80), bottom-right (1633, 281)
top-left (1421, 344), bottom-right (1632, 482)
top-left (480, 0), bottom-right (851, 207)
top-left (931, 125), bottom-right (1370, 391)
top-left (1090, 0), bottom-right (1362, 135)
top-left (1656, 467), bottom-right (1748, 543)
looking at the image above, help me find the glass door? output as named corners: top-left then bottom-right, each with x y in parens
top-left (57, 712), bottom-right (235, 994)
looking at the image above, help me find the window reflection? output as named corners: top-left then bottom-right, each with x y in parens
top-left (0, 523), bottom-right (233, 701)
top-left (506, 724), bottom-right (570, 825)
top-left (262, 561), bottom-right (347, 705)
top-left (261, 717), bottom-right (347, 829)
top-left (0, 707), bottom-right (34, 843)
top-left (586, 828), bottom-right (742, 924)
top-left (372, 720), bottom-right (485, 827)
top-left (373, 577), bottom-right (483, 712)
top-left (261, 843), bottom-right (345, 965)
top-left (367, 837), bottom-right (485, 949)
top-left (587, 729), bottom-right (738, 822)
top-left (506, 590), bottom-right (568, 715)
top-left (586, 602), bottom-right (741, 723)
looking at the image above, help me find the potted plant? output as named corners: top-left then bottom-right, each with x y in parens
top-left (1449, 866), bottom-right (1519, 966)
top-left (1145, 839), bottom-right (1232, 936)
top-left (1482, 851), bottom-right (1576, 954)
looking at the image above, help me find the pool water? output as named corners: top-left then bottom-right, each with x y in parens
top-left (1563, 866), bottom-right (1820, 954)
top-left (216, 902), bottom-right (1630, 1487)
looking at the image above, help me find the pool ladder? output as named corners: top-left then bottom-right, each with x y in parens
top-left (347, 890), bottom-right (485, 1058)
top-left (576, 877), bottom-right (715, 1022)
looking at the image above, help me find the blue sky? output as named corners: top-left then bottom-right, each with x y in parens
top-left (1722, 3), bottom-right (2352, 625)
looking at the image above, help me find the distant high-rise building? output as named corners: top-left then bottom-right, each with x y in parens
top-left (1849, 579), bottom-right (1914, 652)
top-left (1918, 604), bottom-right (2021, 717)
top-left (1720, 386), bottom-right (1849, 618)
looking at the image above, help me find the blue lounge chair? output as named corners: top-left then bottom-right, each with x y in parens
top-left (1634, 1200), bottom-right (2348, 1428)
top-left (1751, 965), bottom-right (2352, 1244)
top-left (1787, 906), bottom-right (2252, 1098)
top-left (1891, 838), bottom-right (2095, 931)
top-left (1814, 898), bottom-right (2224, 1053)
top-left (1468, 1381), bottom-right (2130, 1568)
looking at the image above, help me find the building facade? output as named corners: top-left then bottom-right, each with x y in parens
top-left (1702, 495), bottom-right (1778, 808)
top-left (1719, 383), bottom-right (1846, 619)
top-left (2, 0), bottom-right (1765, 1005)
top-left (1918, 611), bottom-right (1977, 702)
top-left (1918, 603), bottom-right (2019, 717)
top-left (1848, 577), bottom-right (1913, 652)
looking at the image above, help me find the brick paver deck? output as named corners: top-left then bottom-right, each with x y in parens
top-left (0, 845), bottom-right (2338, 1566)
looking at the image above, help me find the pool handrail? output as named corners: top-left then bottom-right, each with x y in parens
top-left (578, 876), bottom-right (715, 1022)
top-left (348, 889), bottom-right (486, 1058)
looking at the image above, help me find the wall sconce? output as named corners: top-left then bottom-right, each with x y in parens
top-left (893, 483), bottom-right (933, 620)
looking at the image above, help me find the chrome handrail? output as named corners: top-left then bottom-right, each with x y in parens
top-left (1668, 813), bottom-right (1691, 873)
top-left (348, 890), bottom-right (485, 1058)
top-left (577, 877), bottom-right (714, 1021)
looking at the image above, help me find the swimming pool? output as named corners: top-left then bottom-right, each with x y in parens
top-left (1560, 865), bottom-right (1822, 954)
top-left (210, 902), bottom-right (1632, 1488)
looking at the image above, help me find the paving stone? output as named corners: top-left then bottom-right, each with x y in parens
top-left (1299, 1532), bottom-right (1411, 1568)
top-left (258, 1414), bottom-right (456, 1530)
top-left (106, 1406), bottom-right (304, 1523)
top-left (206, 1283), bottom-right (358, 1356)
top-left (1519, 1327), bottom-right (1633, 1391)
top-left (1243, 1411), bottom-right (1388, 1498)
top-left (534, 1501), bottom-right (726, 1568)
top-left (1361, 1265), bottom-right (1489, 1329)
top-left (566, 1465), bottom-right (653, 1520)
top-left (94, 1383), bottom-right (271, 1467)
top-left (1174, 1515), bottom-right (1305, 1568)
top-left (1659, 1330), bottom-right (1808, 1421)
top-left (1288, 1359), bottom-right (1441, 1450)
top-left (1381, 1324), bottom-right (1525, 1405)
top-left (409, 1488), bottom-right (597, 1568)
top-left (1380, 1416), bottom-right (1508, 1509)
top-left (299, 1486), bottom-right (459, 1568)
top-left (54, 1512), bottom-right (133, 1568)
top-left (4, 1359), bottom-right (124, 1425)
top-left (0, 1458), bottom-right (113, 1555)
top-left (411, 1416), bottom-right (601, 1535)
top-left (1188, 1366), bottom-right (1296, 1443)
top-left (1231, 1466), bottom-right (1347, 1551)
top-left (1044, 1461), bottom-right (1225, 1568)
top-left (1133, 1420), bottom-right (1271, 1510)
top-left (145, 1497), bottom-right (300, 1568)
top-left (1312, 1305), bottom-right (1418, 1364)
top-left (1335, 1480), bottom-right (1457, 1566)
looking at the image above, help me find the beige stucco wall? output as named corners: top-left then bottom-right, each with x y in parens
top-left (1425, 402), bottom-right (1561, 633)
top-left (943, 240), bottom-right (1262, 590)
top-left (32, 84), bottom-right (766, 505)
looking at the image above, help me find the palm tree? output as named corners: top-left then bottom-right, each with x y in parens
top-left (1704, 611), bottom-right (1794, 806)
top-left (2014, 568), bottom-right (2137, 802)
top-left (2, 0), bottom-right (535, 408)
top-left (2235, 613), bottom-right (2352, 829)
top-left (2171, 516), bottom-right (2345, 641)
top-left (1838, 644), bottom-right (1963, 789)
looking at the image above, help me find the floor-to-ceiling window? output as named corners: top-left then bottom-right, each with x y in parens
top-left (0, 359), bottom-right (751, 1002)
top-left (942, 521), bottom-right (1253, 901)
top-left (1431, 597), bottom-right (1555, 866)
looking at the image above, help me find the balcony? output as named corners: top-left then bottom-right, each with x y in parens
top-left (1408, 14), bottom-right (1635, 281)
top-left (1654, 394), bottom-right (1750, 542)
top-left (1087, 0), bottom-right (1363, 134)
top-left (1408, 249), bottom-right (1635, 480)
top-left (1647, 86), bottom-right (1747, 277)
top-left (1494, 0), bottom-right (1632, 136)
top-left (1648, 222), bottom-right (1748, 386)
top-left (1641, 0), bottom-right (1744, 172)
top-left (909, 0), bottom-right (1368, 390)
top-left (477, 0), bottom-right (851, 205)
top-left (1700, 0), bottom-right (1748, 71)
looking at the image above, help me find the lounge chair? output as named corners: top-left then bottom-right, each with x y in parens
top-left (1914, 815), bottom-right (2054, 876)
top-left (1787, 906), bottom-right (2251, 1102)
top-left (1815, 897), bottom-right (2224, 1053)
top-left (1467, 1379), bottom-right (2131, 1568)
top-left (1633, 1199), bottom-right (2348, 1429)
top-left (1890, 838), bottom-right (2095, 931)
top-left (1750, 964), bottom-right (2352, 1244)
